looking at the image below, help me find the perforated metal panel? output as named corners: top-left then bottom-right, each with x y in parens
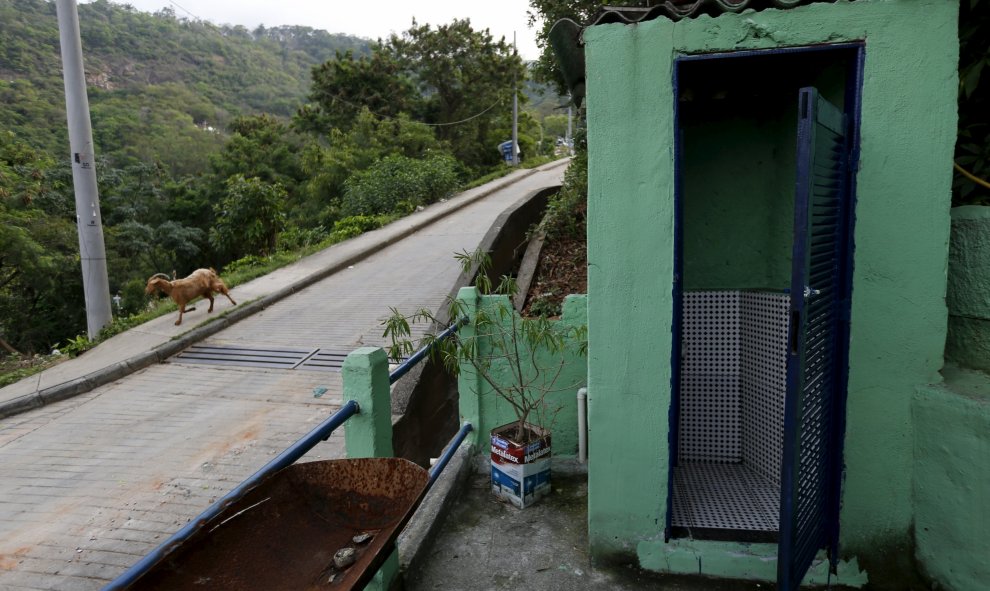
top-left (671, 463), bottom-right (779, 532)
top-left (740, 292), bottom-right (791, 486)
top-left (679, 291), bottom-right (740, 463)
top-left (674, 290), bottom-right (790, 533)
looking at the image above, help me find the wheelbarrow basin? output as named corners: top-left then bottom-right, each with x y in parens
top-left (128, 457), bottom-right (428, 591)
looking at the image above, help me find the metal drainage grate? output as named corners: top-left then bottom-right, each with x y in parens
top-left (297, 350), bottom-right (348, 372)
top-left (173, 344), bottom-right (347, 372)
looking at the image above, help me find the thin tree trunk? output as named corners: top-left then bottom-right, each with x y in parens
top-left (0, 336), bottom-right (22, 355)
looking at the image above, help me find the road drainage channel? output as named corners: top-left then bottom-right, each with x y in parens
top-left (171, 344), bottom-right (348, 372)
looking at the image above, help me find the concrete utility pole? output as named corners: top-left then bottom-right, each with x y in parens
top-left (56, 0), bottom-right (112, 339)
top-left (511, 32), bottom-right (519, 167)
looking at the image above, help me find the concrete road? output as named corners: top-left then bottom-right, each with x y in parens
top-left (0, 163), bottom-right (566, 590)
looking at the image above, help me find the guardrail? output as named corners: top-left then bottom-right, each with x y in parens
top-left (104, 400), bottom-right (360, 590)
top-left (388, 318), bottom-right (466, 384)
top-left (106, 319), bottom-right (470, 590)
top-left (428, 422), bottom-right (473, 487)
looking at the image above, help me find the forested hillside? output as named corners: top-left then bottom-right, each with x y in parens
top-left (0, 0), bottom-right (368, 174)
top-left (0, 0), bottom-right (564, 360)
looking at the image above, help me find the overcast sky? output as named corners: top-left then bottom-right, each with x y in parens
top-left (99, 0), bottom-right (543, 60)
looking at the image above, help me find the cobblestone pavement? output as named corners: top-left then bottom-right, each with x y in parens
top-left (0, 166), bottom-right (565, 590)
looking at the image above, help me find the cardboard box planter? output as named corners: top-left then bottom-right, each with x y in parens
top-left (490, 422), bottom-right (551, 508)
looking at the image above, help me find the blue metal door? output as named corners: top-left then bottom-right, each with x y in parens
top-left (779, 87), bottom-right (850, 590)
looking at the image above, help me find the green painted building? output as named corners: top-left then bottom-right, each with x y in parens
top-left (561, 0), bottom-right (969, 588)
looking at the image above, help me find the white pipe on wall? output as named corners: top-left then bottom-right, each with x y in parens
top-left (577, 387), bottom-right (588, 463)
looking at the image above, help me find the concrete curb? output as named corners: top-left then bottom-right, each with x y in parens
top-left (397, 437), bottom-right (476, 575)
top-left (0, 161), bottom-right (569, 420)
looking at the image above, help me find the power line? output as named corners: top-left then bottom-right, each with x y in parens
top-left (163, 0), bottom-right (205, 24)
top-left (424, 99), bottom-right (504, 126)
top-left (326, 92), bottom-right (507, 127)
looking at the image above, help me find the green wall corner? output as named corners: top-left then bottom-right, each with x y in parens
top-left (455, 288), bottom-right (588, 455)
top-left (945, 206), bottom-right (990, 372)
top-left (913, 375), bottom-right (990, 591)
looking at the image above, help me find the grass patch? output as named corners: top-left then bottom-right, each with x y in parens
top-left (0, 355), bottom-right (59, 389)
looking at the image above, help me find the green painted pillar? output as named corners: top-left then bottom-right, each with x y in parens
top-left (342, 347), bottom-right (396, 590)
top-left (343, 347), bottom-right (393, 458)
top-left (455, 286), bottom-right (486, 447)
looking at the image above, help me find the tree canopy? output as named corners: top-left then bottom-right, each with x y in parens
top-left (0, 2), bottom-right (564, 356)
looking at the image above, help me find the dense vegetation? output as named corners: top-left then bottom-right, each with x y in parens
top-left (0, 0), bottom-right (369, 172)
top-left (0, 0), bottom-right (567, 358)
top-left (955, 0), bottom-right (990, 205)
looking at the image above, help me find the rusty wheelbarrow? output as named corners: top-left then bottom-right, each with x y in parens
top-left (122, 457), bottom-right (427, 591)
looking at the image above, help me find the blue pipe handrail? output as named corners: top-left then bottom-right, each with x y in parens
top-left (104, 399), bottom-right (360, 591)
top-left (388, 318), bottom-right (467, 384)
top-left (428, 422), bottom-right (473, 488)
top-left (108, 319), bottom-right (471, 590)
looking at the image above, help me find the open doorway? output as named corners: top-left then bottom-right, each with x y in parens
top-left (667, 45), bottom-right (862, 574)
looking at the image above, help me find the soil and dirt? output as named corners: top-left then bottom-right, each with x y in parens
top-left (521, 220), bottom-right (588, 318)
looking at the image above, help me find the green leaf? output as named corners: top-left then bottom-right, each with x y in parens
top-left (962, 59), bottom-right (985, 98)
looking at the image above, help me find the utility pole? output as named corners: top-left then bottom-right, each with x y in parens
top-left (56, 0), bottom-right (112, 339)
top-left (511, 31), bottom-right (519, 167)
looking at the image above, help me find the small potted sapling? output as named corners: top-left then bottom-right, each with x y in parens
top-left (383, 249), bottom-right (586, 508)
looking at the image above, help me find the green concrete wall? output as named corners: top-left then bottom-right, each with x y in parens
top-left (945, 206), bottom-right (990, 372)
top-left (584, 0), bottom-right (958, 583)
top-left (681, 65), bottom-right (846, 290)
top-left (683, 113), bottom-right (793, 290)
top-left (913, 367), bottom-right (990, 591)
top-left (456, 288), bottom-right (588, 456)
top-left (638, 539), bottom-right (867, 587)
top-left (683, 104), bottom-right (796, 290)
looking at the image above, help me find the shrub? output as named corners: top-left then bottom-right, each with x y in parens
top-left (209, 175), bottom-right (287, 260)
top-left (329, 214), bottom-right (392, 242)
top-left (538, 128), bottom-right (587, 239)
top-left (340, 154), bottom-right (459, 217)
top-left (278, 225), bottom-right (328, 252)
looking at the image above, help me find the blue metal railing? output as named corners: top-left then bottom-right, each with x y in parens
top-left (104, 400), bottom-right (360, 591)
top-left (106, 319), bottom-right (470, 589)
top-left (388, 318), bottom-right (466, 384)
top-left (428, 422), bottom-right (473, 487)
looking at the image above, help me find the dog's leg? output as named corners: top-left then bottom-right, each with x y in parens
top-left (219, 285), bottom-right (236, 306)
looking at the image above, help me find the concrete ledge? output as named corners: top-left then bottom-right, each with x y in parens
top-left (0, 161), bottom-right (568, 420)
top-left (397, 437), bottom-right (476, 576)
top-left (913, 368), bottom-right (990, 591)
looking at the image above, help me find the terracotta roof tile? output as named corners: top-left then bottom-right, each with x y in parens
top-left (591, 0), bottom-right (828, 25)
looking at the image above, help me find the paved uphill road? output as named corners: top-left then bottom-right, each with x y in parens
top-left (0, 162), bottom-right (566, 590)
